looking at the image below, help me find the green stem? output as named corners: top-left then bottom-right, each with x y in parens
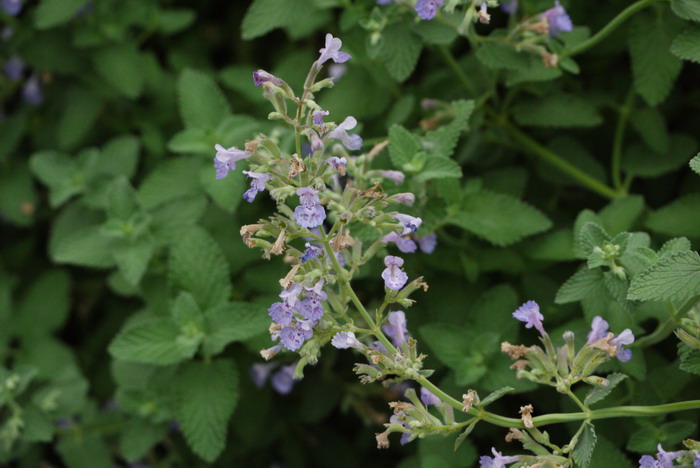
top-left (502, 121), bottom-right (622, 200)
top-left (436, 45), bottom-right (477, 96)
top-left (611, 90), bottom-right (634, 192)
top-left (565, 389), bottom-right (589, 413)
top-left (561, 0), bottom-right (658, 59)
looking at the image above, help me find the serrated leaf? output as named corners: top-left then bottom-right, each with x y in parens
top-left (176, 359), bottom-right (239, 462)
top-left (578, 222), bottom-right (610, 256)
top-left (622, 133), bottom-right (698, 178)
top-left (671, 26), bottom-right (700, 63)
top-left (424, 100), bottom-right (474, 158)
top-left (450, 190), bottom-right (552, 246)
top-left (241, 0), bottom-right (328, 40)
top-left (22, 405), bottom-right (54, 442)
top-left (380, 21), bottom-right (422, 82)
top-left (100, 135), bottom-right (140, 179)
top-left (57, 434), bottom-right (112, 468)
top-left (35, 0), bottom-right (89, 29)
top-left (203, 301), bottom-right (270, 355)
top-left (556, 267), bottom-right (605, 304)
top-left (646, 194), bottom-right (700, 237)
top-left (628, 15), bottom-right (683, 106)
top-left (678, 342), bottom-right (700, 375)
top-left (177, 69), bottom-right (231, 129)
top-left (672, 0), bottom-right (700, 22)
top-left (109, 319), bottom-right (195, 365)
top-left (659, 237), bottom-right (692, 258)
top-left (138, 157), bottom-right (201, 209)
top-left (120, 419), bottom-right (165, 463)
top-left (93, 45), bottom-right (144, 99)
top-left (475, 41), bottom-right (530, 70)
top-left (628, 250), bottom-right (700, 302)
top-left (150, 195), bottom-right (207, 245)
top-left (415, 156), bottom-right (462, 182)
top-left (690, 154), bottom-right (700, 175)
top-left (388, 124), bottom-right (421, 170)
top-left (513, 94), bottom-right (602, 128)
top-left (598, 196), bottom-right (645, 235)
top-left (16, 270), bottom-right (71, 333)
top-left (584, 373), bottom-right (627, 405)
top-left (170, 227), bottom-right (231, 310)
top-left (52, 225), bottom-right (117, 268)
top-left (113, 239), bottom-right (155, 286)
top-left (573, 422), bottom-right (597, 468)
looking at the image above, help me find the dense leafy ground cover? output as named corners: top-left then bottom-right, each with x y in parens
top-left (1, 0), bottom-right (700, 467)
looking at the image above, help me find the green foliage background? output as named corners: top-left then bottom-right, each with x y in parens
top-left (1, 0), bottom-right (699, 466)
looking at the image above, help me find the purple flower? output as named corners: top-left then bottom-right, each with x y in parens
top-left (294, 187), bottom-right (327, 229)
top-left (298, 298), bottom-right (324, 320)
top-left (478, 1), bottom-right (491, 24)
top-left (327, 116), bottom-right (362, 151)
top-left (694, 453), bottom-right (700, 468)
top-left (280, 326), bottom-right (306, 351)
top-left (392, 193), bottom-right (415, 206)
top-left (3, 56), bottom-right (24, 81)
top-left (382, 311), bottom-right (408, 346)
top-left (250, 363), bottom-right (276, 388)
top-left (512, 300), bottom-right (546, 336)
top-left (379, 170), bottom-right (405, 185)
top-left (242, 171), bottom-right (272, 203)
top-left (501, 0), bottom-right (518, 15)
top-left (306, 280), bottom-right (327, 300)
top-left (541, 1), bottom-right (573, 36)
top-left (302, 243), bottom-right (322, 263)
top-left (382, 256), bottom-right (408, 291)
top-left (326, 156), bottom-right (347, 174)
top-left (479, 447), bottom-right (520, 468)
top-left (587, 316), bottom-right (609, 344)
top-left (611, 329), bottom-right (634, 363)
top-left (415, 0), bottom-right (444, 20)
top-left (253, 69), bottom-right (282, 87)
top-left (639, 455), bottom-right (657, 468)
top-left (417, 233), bottom-right (437, 254)
top-left (22, 75), bottom-right (42, 106)
top-left (394, 213), bottom-right (422, 235)
top-left (312, 109), bottom-right (329, 126)
top-left (656, 444), bottom-right (683, 468)
top-left (271, 364), bottom-right (297, 394)
top-left (420, 387), bottom-right (441, 407)
top-left (268, 301), bottom-right (295, 326)
top-left (328, 64), bottom-right (347, 80)
top-left (2, 0), bottom-right (22, 16)
top-left (382, 232), bottom-right (417, 254)
top-left (318, 33), bottom-right (352, 65)
top-left (213, 144), bottom-right (250, 179)
top-left (279, 282), bottom-right (304, 307)
top-left (331, 331), bottom-right (363, 350)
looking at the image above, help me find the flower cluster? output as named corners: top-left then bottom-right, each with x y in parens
top-left (267, 280), bottom-right (328, 352)
top-left (639, 444), bottom-right (700, 468)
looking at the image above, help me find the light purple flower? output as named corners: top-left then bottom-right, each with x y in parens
top-left (268, 301), bottom-right (295, 326)
top-left (213, 144), bottom-right (250, 179)
top-left (371, 340), bottom-right (388, 355)
top-left (587, 316), bottom-right (609, 344)
top-left (656, 444), bottom-right (683, 468)
top-left (415, 0), bottom-right (444, 20)
top-left (420, 387), bottom-right (441, 407)
top-left (693, 453), bottom-right (700, 468)
top-left (326, 156), bottom-right (347, 173)
top-left (479, 447), bottom-right (520, 468)
top-left (501, 0), bottom-right (518, 15)
top-left (302, 243), bottom-right (322, 263)
top-left (382, 311), bottom-right (408, 346)
top-left (331, 331), bottom-right (363, 350)
top-left (639, 455), bottom-right (657, 468)
top-left (270, 364), bottom-right (297, 394)
top-left (512, 300), bottom-right (546, 336)
top-left (382, 232), bottom-right (417, 254)
top-left (305, 280), bottom-right (327, 300)
top-left (389, 414), bottom-right (413, 445)
top-left (611, 329), bottom-right (634, 363)
top-left (242, 171), bottom-right (272, 203)
top-left (318, 33), bottom-right (352, 65)
top-left (279, 282), bottom-right (304, 307)
top-left (294, 187), bottom-right (327, 229)
top-left (297, 187), bottom-right (320, 206)
top-left (327, 116), bottom-right (362, 151)
top-left (313, 109), bottom-right (329, 126)
top-left (250, 363), bottom-right (276, 388)
top-left (394, 213), bottom-right (422, 235)
top-left (379, 170), bottom-right (405, 185)
top-left (298, 298), bottom-right (324, 320)
top-left (2, 0), bottom-right (22, 16)
top-left (382, 256), bottom-right (408, 290)
top-left (417, 233), bottom-right (437, 254)
top-left (392, 192), bottom-right (415, 206)
top-left (253, 69), bottom-right (281, 87)
top-left (3, 56), bottom-right (24, 81)
top-left (541, 1), bottom-right (573, 36)
top-left (280, 326), bottom-right (306, 351)
top-left (328, 64), bottom-right (347, 80)
top-left (309, 130), bottom-right (324, 152)
top-left (22, 75), bottom-right (42, 106)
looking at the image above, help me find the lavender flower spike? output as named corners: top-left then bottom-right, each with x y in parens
top-left (611, 329), bottom-right (634, 363)
top-left (382, 256), bottom-right (408, 291)
top-left (415, 0), bottom-right (444, 20)
top-left (479, 447), bottom-right (520, 468)
top-left (331, 332), bottom-right (363, 350)
top-left (512, 300), bottom-right (546, 336)
top-left (318, 33), bottom-right (352, 65)
top-left (242, 171), bottom-right (272, 203)
top-left (420, 387), bottom-right (441, 407)
top-left (2, 0), bottom-right (23, 16)
top-left (327, 116), bottom-right (363, 151)
top-left (271, 364), bottom-right (297, 394)
top-left (541, 1), bottom-right (573, 36)
top-left (214, 144), bottom-right (251, 179)
top-left (382, 311), bottom-right (408, 346)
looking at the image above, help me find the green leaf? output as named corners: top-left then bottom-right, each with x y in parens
top-left (29, 151), bottom-right (82, 208)
top-left (513, 94), bottom-right (602, 128)
top-left (200, 160), bottom-right (247, 213)
top-left (21, 405), bottom-right (54, 442)
top-left (627, 250), bottom-right (700, 302)
top-left (590, 437), bottom-right (634, 468)
top-left (138, 157), bottom-right (201, 209)
top-left (0, 161), bottom-right (37, 227)
top-left (573, 422), bottom-right (597, 468)
top-left (413, 19), bottom-right (458, 44)
top-left (415, 156), bottom-right (462, 182)
top-left (628, 15), bottom-right (683, 106)
top-left (646, 194), bottom-right (700, 237)
top-left (16, 270), bottom-right (71, 333)
top-left (113, 239), bottom-right (155, 286)
top-left (52, 225), bottom-right (117, 268)
top-left (93, 45), bottom-right (144, 99)
top-left (203, 302), bottom-right (269, 355)
top-left (109, 319), bottom-right (195, 365)
top-left (100, 135), bottom-right (140, 179)
top-left (629, 108), bottom-right (670, 153)
top-left (241, 0), bottom-right (328, 39)
top-left (671, 26), bottom-right (700, 63)
top-left (598, 196), bottom-right (645, 235)
top-left (454, 420), bottom-right (478, 451)
top-left (450, 190), bottom-right (552, 246)
top-left (57, 434), bottom-right (112, 468)
top-left (170, 227), bottom-right (231, 310)
top-left (380, 21), bottom-right (423, 82)
top-left (177, 69), bottom-right (231, 129)
top-left (105, 177), bottom-right (140, 220)
top-left (120, 419), bottom-right (165, 463)
top-left (556, 268), bottom-right (605, 304)
top-left (57, 89), bottom-right (103, 151)
top-left (578, 222), bottom-right (610, 256)
top-left (479, 387), bottom-right (514, 407)
top-left (424, 100), bottom-right (475, 158)
top-left (628, 420), bottom-right (697, 453)
top-left (671, 0), bottom-right (700, 22)
top-left (584, 373), bottom-right (627, 405)
top-left (150, 195), bottom-right (207, 246)
top-left (475, 42), bottom-right (530, 70)
top-left (659, 237), bottom-right (692, 258)
top-left (622, 133), bottom-right (697, 178)
top-left (175, 359), bottom-right (239, 462)
top-left (388, 124), bottom-right (421, 170)
top-left (678, 342), bottom-right (700, 375)
top-left (690, 153), bottom-right (700, 175)
top-left (35, 0), bottom-right (89, 29)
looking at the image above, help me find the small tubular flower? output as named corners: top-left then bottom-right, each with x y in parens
top-left (415, 0), bottom-right (444, 20)
top-left (420, 387), bottom-right (441, 407)
top-left (327, 116), bottom-right (362, 151)
top-left (318, 33), bottom-right (352, 65)
top-left (213, 144), bottom-right (251, 179)
top-left (382, 232), bottom-right (417, 254)
top-left (479, 447), bottom-right (520, 468)
top-left (270, 364), bottom-right (297, 394)
top-left (541, 1), bottom-right (573, 36)
top-left (242, 171), bottom-right (272, 203)
top-left (512, 300), bottom-right (546, 336)
top-left (331, 332), bottom-right (363, 350)
top-left (382, 311), bottom-right (408, 346)
top-left (382, 256), bottom-right (408, 290)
